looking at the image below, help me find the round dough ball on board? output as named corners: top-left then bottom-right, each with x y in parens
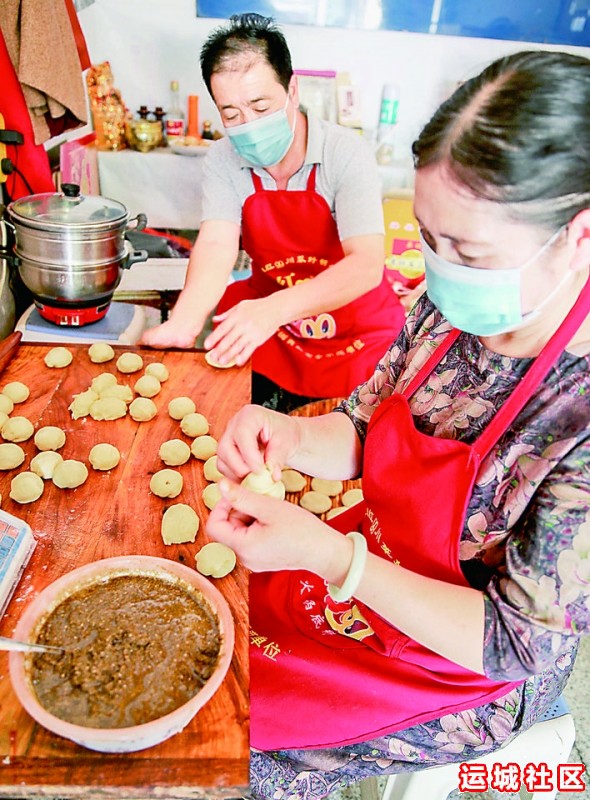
top-left (150, 468), bottom-right (183, 498)
top-left (134, 374), bottom-right (161, 398)
top-left (159, 438), bottom-right (191, 466)
top-left (69, 388), bottom-right (98, 420)
top-left (44, 347), bottom-right (73, 368)
top-left (2, 416), bottom-right (34, 443)
top-left (191, 435), bottom-right (218, 461)
top-left (204, 350), bottom-right (237, 369)
top-left (129, 397), bottom-right (157, 422)
top-left (3, 382), bottom-right (29, 403)
top-left (0, 394), bottom-right (14, 415)
top-left (311, 477), bottom-right (343, 497)
top-left (326, 506), bottom-right (348, 520)
top-left (342, 488), bottom-right (364, 507)
top-left (0, 442), bottom-right (25, 470)
top-left (89, 397), bottom-right (127, 421)
top-left (202, 482), bottom-right (222, 510)
top-left (203, 455), bottom-right (223, 482)
top-left (30, 450), bottom-right (63, 480)
top-left (34, 426), bottom-right (66, 452)
top-left (52, 459), bottom-right (89, 489)
top-left (168, 396), bottom-right (196, 420)
top-left (91, 373), bottom-right (117, 394)
top-left (88, 342), bottom-right (115, 363)
top-left (116, 352), bottom-right (143, 374)
top-left (89, 443), bottom-right (120, 471)
top-left (299, 490), bottom-right (332, 515)
top-left (161, 503), bottom-right (200, 545)
top-left (100, 383), bottom-right (134, 403)
top-left (10, 471), bottom-right (44, 503)
top-left (281, 468), bottom-right (307, 493)
top-left (196, 542), bottom-right (236, 578)
top-left (180, 412), bottom-right (209, 437)
top-left (145, 362), bottom-right (169, 383)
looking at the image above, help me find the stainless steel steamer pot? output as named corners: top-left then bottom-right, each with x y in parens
top-left (3, 184), bottom-right (148, 308)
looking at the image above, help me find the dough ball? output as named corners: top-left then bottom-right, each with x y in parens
top-left (44, 346), bottom-right (73, 368)
top-left (299, 490), bottom-right (332, 515)
top-left (0, 442), bottom-right (25, 470)
top-left (69, 388), bottom-right (98, 419)
top-left (204, 350), bottom-right (237, 369)
top-left (242, 466), bottom-right (285, 500)
top-left (129, 397), bottom-right (157, 422)
top-left (180, 412), bottom-right (209, 437)
top-left (202, 482), bottom-right (222, 510)
top-left (116, 352), bottom-right (143, 374)
top-left (30, 450), bottom-right (63, 480)
top-left (34, 425), bottom-right (66, 452)
top-left (161, 503), bottom-right (199, 545)
top-left (311, 477), bottom-right (343, 497)
top-left (52, 459), bottom-right (89, 489)
top-left (150, 468), bottom-right (183, 498)
top-left (89, 397), bottom-right (127, 421)
top-left (342, 488), bottom-right (364, 507)
top-left (145, 362), bottom-right (169, 383)
top-left (3, 381), bottom-right (29, 403)
top-left (168, 396), bottom-right (196, 420)
top-left (326, 506), bottom-right (348, 520)
top-left (10, 471), bottom-right (44, 504)
top-left (89, 443), bottom-right (120, 471)
top-left (195, 542), bottom-right (236, 578)
top-left (100, 383), bottom-right (134, 403)
top-left (203, 455), bottom-right (223, 482)
top-left (0, 394), bottom-right (14, 415)
top-left (88, 342), bottom-right (115, 363)
top-left (281, 468), bottom-right (307, 493)
top-left (191, 435), bottom-right (218, 461)
top-left (91, 372), bottom-right (117, 394)
top-left (0, 412), bottom-right (7, 430)
top-left (2, 416), bottom-right (34, 442)
top-left (134, 374), bottom-right (161, 398)
top-left (159, 438), bottom-right (191, 466)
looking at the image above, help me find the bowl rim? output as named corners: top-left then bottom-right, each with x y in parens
top-left (9, 555), bottom-right (235, 744)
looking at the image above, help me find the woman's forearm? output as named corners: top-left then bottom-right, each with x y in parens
top-left (288, 412), bottom-right (363, 481)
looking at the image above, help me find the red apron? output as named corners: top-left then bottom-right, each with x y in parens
top-left (216, 166), bottom-right (405, 398)
top-left (250, 278), bottom-right (590, 751)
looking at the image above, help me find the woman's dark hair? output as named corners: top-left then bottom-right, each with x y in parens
top-left (200, 13), bottom-right (292, 95)
top-left (412, 50), bottom-right (590, 228)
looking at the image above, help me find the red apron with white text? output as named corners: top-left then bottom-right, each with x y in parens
top-left (216, 166), bottom-right (404, 398)
top-left (250, 277), bottom-right (590, 750)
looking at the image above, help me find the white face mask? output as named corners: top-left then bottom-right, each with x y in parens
top-left (421, 225), bottom-right (568, 335)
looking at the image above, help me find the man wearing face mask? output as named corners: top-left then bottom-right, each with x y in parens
top-left (141, 13), bottom-right (405, 411)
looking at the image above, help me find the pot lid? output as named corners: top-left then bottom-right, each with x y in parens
top-left (8, 184), bottom-right (128, 231)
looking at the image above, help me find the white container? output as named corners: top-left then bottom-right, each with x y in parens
top-left (9, 555), bottom-right (234, 753)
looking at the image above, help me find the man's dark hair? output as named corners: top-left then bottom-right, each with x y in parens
top-left (200, 13), bottom-right (293, 95)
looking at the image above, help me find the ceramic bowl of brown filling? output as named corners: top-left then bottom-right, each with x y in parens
top-left (9, 555), bottom-right (234, 752)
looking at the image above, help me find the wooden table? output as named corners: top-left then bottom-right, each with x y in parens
top-left (0, 340), bottom-right (249, 799)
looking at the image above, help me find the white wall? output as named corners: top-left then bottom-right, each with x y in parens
top-left (77, 0), bottom-right (590, 171)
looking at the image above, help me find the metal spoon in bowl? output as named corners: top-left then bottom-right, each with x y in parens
top-left (0, 635), bottom-right (64, 655)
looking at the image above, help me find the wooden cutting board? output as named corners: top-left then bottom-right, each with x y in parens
top-left (0, 342), bottom-right (250, 797)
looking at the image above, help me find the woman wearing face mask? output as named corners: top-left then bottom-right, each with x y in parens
top-left (205, 49), bottom-right (590, 799)
top-left (141, 13), bottom-right (404, 412)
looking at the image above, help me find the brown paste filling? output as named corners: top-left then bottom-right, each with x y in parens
top-left (29, 574), bottom-right (221, 728)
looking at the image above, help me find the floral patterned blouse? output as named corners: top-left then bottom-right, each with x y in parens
top-left (250, 294), bottom-right (590, 800)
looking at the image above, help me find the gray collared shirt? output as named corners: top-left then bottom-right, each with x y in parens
top-left (200, 112), bottom-right (384, 241)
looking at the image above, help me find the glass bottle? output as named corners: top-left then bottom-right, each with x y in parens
top-left (165, 80), bottom-right (185, 142)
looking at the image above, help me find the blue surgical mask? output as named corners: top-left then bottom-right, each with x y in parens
top-left (225, 95), bottom-right (296, 168)
top-left (420, 227), bottom-right (565, 336)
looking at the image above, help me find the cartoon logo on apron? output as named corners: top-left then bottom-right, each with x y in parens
top-left (325, 601), bottom-right (375, 641)
top-left (287, 312), bottom-right (337, 340)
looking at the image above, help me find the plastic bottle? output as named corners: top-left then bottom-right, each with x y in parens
top-left (165, 80), bottom-right (185, 142)
top-left (375, 84), bottom-right (399, 166)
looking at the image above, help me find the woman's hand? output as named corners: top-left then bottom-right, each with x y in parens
top-left (216, 404), bottom-right (300, 482)
top-left (204, 296), bottom-right (283, 366)
top-left (206, 479), bottom-right (349, 577)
